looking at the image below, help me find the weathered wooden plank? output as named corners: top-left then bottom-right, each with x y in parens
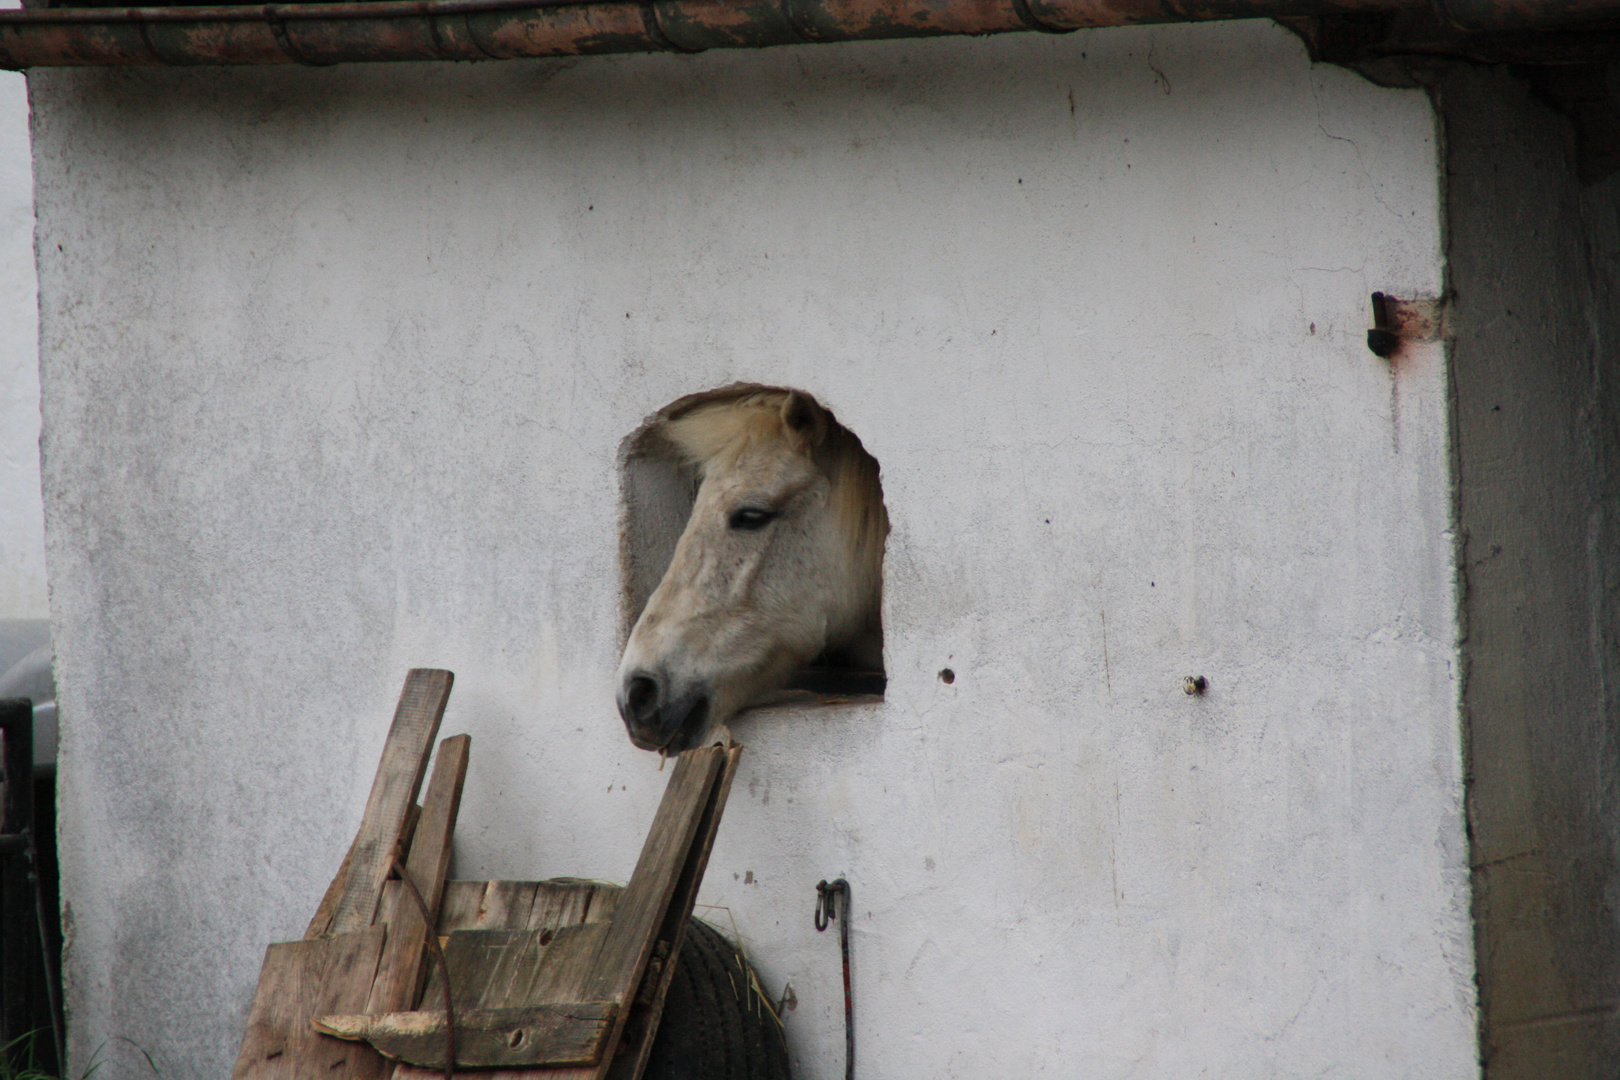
top-left (310, 669), bottom-right (454, 938)
top-left (527, 881), bottom-right (602, 933)
top-left (434, 925), bottom-right (613, 1015)
top-left (407, 739), bottom-right (469, 909)
top-left (607, 744), bottom-right (743, 1080)
top-left (366, 734), bottom-right (471, 1015)
top-left (422, 880), bottom-right (546, 1009)
top-left (478, 880), bottom-right (541, 929)
top-left (584, 748), bottom-right (724, 1007)
top-left (507, 746), bottom-right (731, 1080)
top-left (481, 932), bottom-right (546, 1011)
top-left (408, 883), bottom-right (605, 1080)
top-left (306, 842), bottom-right (359, 942)
top-left (582, 885), bottom-right (620, 926)
top-left (436, 879), bottom-right (615, 936)
top-left (231, 927), bottom-right (390, 1080)
top-left (316, 1003), bottom-right (616, 1069)
top-left (511, 923), bottom-right (612, 1007)
top-left (397, 747), bottom-right (738, 1080)
top-left (437, 880), bottom-right (488, 930)
top-left (440, 929), bottom-right (528, 1008)
top-left (309, 801), bottom-right (415, 943)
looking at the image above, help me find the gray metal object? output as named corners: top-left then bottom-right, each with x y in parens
top-left (0, 697), bottom-right (64, 1071)
top-left (0, 622), bottom-right (54, 772)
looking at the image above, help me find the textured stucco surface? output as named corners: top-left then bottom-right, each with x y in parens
top-left (29, 22), bottom-right (1476, 1079)
top-left (0, 65), bottom-right (44, 620)
top-left (1441, 66), bottom-right (1620, 1080)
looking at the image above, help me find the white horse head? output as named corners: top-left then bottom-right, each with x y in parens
top-left (617, 386), bottom-right (887, 752)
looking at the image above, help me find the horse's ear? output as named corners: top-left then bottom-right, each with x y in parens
top-left (780, 391), bottom-right (828, 447)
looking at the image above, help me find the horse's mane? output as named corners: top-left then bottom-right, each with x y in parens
top-left (660, 386), bottom-right (888, 566)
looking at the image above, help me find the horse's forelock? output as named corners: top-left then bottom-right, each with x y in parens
top-left (662, 393), bottom-right (792, 470)
top-left (663, 390), bottom-right (887, 569)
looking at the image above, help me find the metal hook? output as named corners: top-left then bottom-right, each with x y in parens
top-left (814, 878), bottom-right (853, 1080)
top-left (815, 878), bottom-right (844, 932)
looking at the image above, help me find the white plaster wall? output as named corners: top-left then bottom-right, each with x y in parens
top-left (28, 21), bottom-right (1476, 1079)
top-left (0, 61), bottom-right (44, 620)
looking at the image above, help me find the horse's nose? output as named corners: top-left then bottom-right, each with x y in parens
top-left (620, 673), bottom-right (661, 727)
top-left (618, 671), bottom-right (711, 751)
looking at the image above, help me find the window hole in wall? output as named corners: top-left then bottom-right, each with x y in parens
top-left (618, 383), bottom-right (887, 705)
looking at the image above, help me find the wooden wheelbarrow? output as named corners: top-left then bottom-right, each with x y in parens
top-left (231, 669), bottom-right (740, 1080)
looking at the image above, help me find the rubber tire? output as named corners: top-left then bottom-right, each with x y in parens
top-left (644, 918), bottom-right (792, 1080)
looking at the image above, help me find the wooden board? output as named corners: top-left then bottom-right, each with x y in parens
top-left (235, 671), bottom-right (460, 1080)
top-left (366, 733), bottom-right (471, 1015)
top-left (478, 880), bottom-right (542, 929)
top-left (235, 680), bottom-right (738, 1080)
top-left (527, 880), bottom-right (607, 932)
top-left (308, 669), bottom-right (454, 939)
top-left (316, 1003), bottom-right (617, 1069)
top-left (435, 879), bottom-right (491, 931)
top-left (417, 882), bottom-right (619, 1019)
top-left (399, 885), bottom-right (617, 1079)
top-left (231, 927), bottom-right (390, 1080)
top-left (607, 744), bottom-right (742, 1080)
top-left (394, 744), bottom-right (741, 1080)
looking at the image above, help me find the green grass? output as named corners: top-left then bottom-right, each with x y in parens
top-left (0, 1032), bottom-right (66, 1080)
top-left (0, 1031), bottom-right (158, 1080)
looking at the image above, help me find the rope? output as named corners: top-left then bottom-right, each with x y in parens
top-left (392, 856), bottom-right (456, 1080)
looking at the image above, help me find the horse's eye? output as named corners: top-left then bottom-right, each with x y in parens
top-left (728, 507), bottom-right (778, 531)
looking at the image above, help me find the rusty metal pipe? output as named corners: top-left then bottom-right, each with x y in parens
top-left (0, 0), bottom-right (599, 23)
top-left (0, 0), bottom-right (1615, 68)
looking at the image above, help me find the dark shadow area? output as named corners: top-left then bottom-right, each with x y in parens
top-left (1439, 64), bottom-right (1620, 1080)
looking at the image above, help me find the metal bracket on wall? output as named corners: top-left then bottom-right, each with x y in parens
top-left (1368, 292), bottom-right (1447, 359)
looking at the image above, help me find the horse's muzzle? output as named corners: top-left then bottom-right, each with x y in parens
top-left (618, 671), bottom-right (710, 752)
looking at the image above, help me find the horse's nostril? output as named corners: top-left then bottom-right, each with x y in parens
top-left (625, 675), bottom-right (660, 721)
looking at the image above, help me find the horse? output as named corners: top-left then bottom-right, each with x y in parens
top-left (616, 385), bottom-right (888, 752)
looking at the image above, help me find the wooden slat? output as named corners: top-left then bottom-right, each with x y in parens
top-left (512, 923), bottom-right (612, 1007)
top-left (478, 880), bottom-right (541, 929)
top-left (315, 1003), bottom-right (617, 1069)
top-left (421, 880), bottom-right (544, 1008)
top-left (607, 744), bottom-right (742, 1080)
top-left (231, 927), bottom-right (390, 1080)
top-left (309, 669), bottom-right (455, 938)
top-left (580, 885), bottom-right (620, 926)
top-left (397, 747), bottom-right (739, 1080)
top-left (443, 929), bottom-right (532, 1008)
top-left (435, 880), bottom-right (617, 936)
top-left (307, 800), bottom-right (416, 944)
top-left (419, 883), bottom-right (596, 1036)
top-left (388, 891), bottom-right (624, 1080)
top-left (366, 734), bottom-right (471, 1015)
top-left (584, 748), bottom-right (724, 1008)
top-left (503, 746), bottom-right (731, 1080)
top-left (477, 930), bottom-right (552, 1010)
top-left (391, 928), bottom-right (613, 1080)
top-left (437, 880), bottom-right (488, 930)
top-left (526, 881), bottom-right (601, 934)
